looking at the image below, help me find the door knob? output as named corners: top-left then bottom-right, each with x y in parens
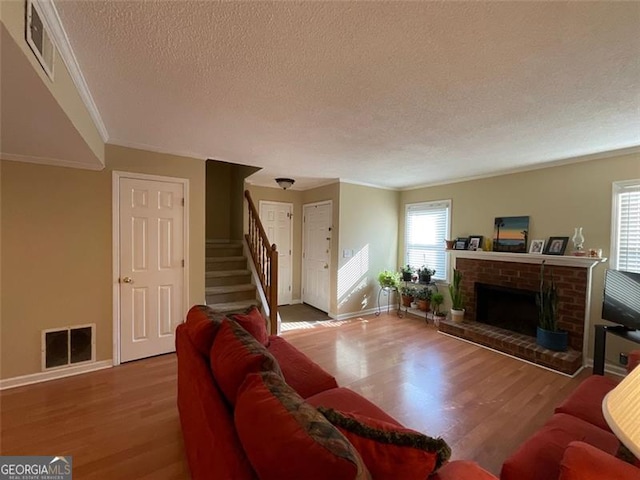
top-left (323, 264), bottom-right (329, 269)
top-left (121, 277), bottom-right (134, 284)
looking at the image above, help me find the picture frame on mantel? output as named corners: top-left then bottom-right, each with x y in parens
top-left (529, 239), bottom-right (545, 254)
top-left (544, 236), bottom-right (569, 255)
top-left (468, 235), bottom-right (484, 251)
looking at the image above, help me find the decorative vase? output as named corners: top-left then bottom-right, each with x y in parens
top-left (536, 327), bottom-right (568, 352)
top-left (451, 308), bottom-right (465, 323)
top-left (572, 227), bottom-right (585, 252)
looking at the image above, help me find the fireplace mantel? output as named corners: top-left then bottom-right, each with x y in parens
top-left (449, 250), bottom-right (607, 268)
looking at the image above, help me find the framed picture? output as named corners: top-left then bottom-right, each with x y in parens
top-left (454, 238), bottom-right (468, 250)
top-left (468, 235), bottom-right (484, 251)
top-left (543, 237), bottom-right (569, 255)
top-left (529, 239), bottom-right (545, 254)
top-left (493, 216), bottom-right (529, 253)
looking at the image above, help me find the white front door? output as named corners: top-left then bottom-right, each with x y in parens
top-left (118, 176), bottom-right (185, 362)
top-left (259, 201), bottom-right (293, 305)
top-left (303, 202), bottom-right (332, 313)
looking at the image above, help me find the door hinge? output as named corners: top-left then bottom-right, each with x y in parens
top-left (181, 259), bottom-right (185, 267)
top-left (289, 249), bottom-right (291, 255)
top-left (181, 198), bottom-right (185, 207)
top-left (289, 286), bottom-right (291, 291)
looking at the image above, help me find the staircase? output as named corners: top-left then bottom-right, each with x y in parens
top-left (205, 241), bottom-right (258, 314)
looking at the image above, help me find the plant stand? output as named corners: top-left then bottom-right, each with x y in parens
top-left (401, 280), bottom-right (438, 323)
top-left (375, 286), bottom-right (402, 317)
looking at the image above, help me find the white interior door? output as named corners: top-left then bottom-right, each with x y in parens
top-left (118, 176), bottom-right (185, 362)
top-left (303, 202), bottom-right (331, 313)
top-left (259, 201), bottom-right (293, 305)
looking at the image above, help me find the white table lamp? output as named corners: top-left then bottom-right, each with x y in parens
top-left (602, 366), bottom-right (640, 458)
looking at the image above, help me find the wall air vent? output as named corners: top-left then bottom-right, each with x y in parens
top-left (42, 324), bottom-right (95, 370)
top-left (25, 0), bottom-right (55, 80)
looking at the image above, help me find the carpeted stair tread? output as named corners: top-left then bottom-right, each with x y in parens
top-left (207, 299), bottom-right (259, 313)
top-left (205, 284), bottom-right (255, 295)
top-left (205, 269), bottom-right (251, 277)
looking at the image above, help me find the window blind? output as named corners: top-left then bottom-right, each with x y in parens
top-left (405, 200), bottom-right (451, 281)
top-left (614, 183), bottom-right (640, 273)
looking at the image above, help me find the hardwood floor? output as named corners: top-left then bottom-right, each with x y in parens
top-left (1, 313), bottom-right (595, 478)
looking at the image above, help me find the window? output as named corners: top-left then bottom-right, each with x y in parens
top-left (405, 200), bottom-right (451, 281)
top-left (611, 181), bottom-right (640, 273)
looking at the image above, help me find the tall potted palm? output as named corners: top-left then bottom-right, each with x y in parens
top-left (536, 261), bottom-right (568, 351)
top-left (449, 269), bottom-right (465, 323)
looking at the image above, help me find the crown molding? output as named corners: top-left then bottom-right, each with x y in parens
top-left (36, 0), bottom-right (109, 143)
top-left (0, 152), bottom-right (104, 171)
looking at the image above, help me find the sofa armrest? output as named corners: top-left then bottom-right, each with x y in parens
top-left (559, 441), bottom-right (640, 480)
top-left (432, 460), bottom-right (498, 480)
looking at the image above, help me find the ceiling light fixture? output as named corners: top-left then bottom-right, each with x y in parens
top-left (275, 178), bottom-right (295, 190)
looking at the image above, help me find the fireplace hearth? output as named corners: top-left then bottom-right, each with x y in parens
top-left (475, 283), bottom-right (538, 337)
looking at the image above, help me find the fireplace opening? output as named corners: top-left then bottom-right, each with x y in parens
top-left (475, 283), bottom-right (538, 337)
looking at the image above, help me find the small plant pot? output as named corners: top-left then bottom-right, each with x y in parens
top-left (536, 327), bottom-right (568, 352)
top-left (417, 299), bottom-right (430, 311)
top-left (401, 295), bottom-right (414, 307)
top-left (445, 240), bottom-right (456, 250)
top-left (419, 274), bottom-right (432, 284)
top-left (450, 308), bottom-right (465, 323)
top-left (402, 272), bottom-right (413, 282)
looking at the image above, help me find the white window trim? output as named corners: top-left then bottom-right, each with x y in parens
top-left (404, 199), bottom-right (452, 283)
top-left (610, 179), bottom-right (640, 271)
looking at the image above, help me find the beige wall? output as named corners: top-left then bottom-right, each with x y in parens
top-left (1, 1), bottom-right (104, 163)
top-left (338, 183), bottom-right (399, 316)
top-left (0, 145), bottom-right (205, 380)
top-left (399, 152), bottom-right (640, 365)
top-left (206, 161), bottom-right (232, 240)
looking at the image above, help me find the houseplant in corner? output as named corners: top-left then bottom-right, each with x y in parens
top-left (415, 287), bottom-right (432, 311)
top-left (536, 261), bottom-right (568, 351)
top-left (378, 270), bottom-right (401, 290)
top-left (401, 264), bottom-right (415, 282)
top-left (449, 269), bottom-right (465, 323)
top-left (418, 266), bottom-right (436, 284)
top-left (431, 292), bottom-right (446, 325)
top-left (400, 285), bottom-right (416, 308)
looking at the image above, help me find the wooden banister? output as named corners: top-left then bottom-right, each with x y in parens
top-left (244, 190), bottom-right (279, 335)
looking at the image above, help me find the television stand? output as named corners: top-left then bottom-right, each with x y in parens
top-left (593, 325), bottom-right (640, 375)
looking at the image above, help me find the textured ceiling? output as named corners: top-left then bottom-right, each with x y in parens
top-left (54, 1), bottom-right (640, 190)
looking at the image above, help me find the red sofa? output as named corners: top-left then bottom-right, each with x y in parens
top-left (501, 373), bottom-right (640, 480)
top-left (176, 305), bottom-right (497, 479)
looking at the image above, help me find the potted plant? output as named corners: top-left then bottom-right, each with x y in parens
top-left (415, 288), bottom-right (432, 311)
top-left (378, 270), bottom-right (401, 290)
top-left (536, 261), bottom-right (568, 351)
top-left (401, 264), bottom-right (415, 282)
top-left (400, 285), bottom-right (416, 308)
top-left (418, 266), bottom-right (436, 284)
top-left (449, 269), bottom-right (465, 323)
top-left (431, 292), bottom-right (445, 317)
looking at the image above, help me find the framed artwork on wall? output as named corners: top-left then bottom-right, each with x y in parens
top-left (493, 216), bottom-right (529, 253)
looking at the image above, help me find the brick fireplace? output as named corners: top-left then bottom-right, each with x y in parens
top-left (438, 251), bottom-right (605, 375)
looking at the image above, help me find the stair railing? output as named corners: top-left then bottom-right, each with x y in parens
top-left (244, 190), bottom-right (278, 335)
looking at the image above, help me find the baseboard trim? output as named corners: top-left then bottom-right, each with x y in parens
top-left (335, 307), bottom-right (379, 321)
top-left (0, 360), bottom-right (113, 391)
top-left (585, 357), bottom-right (626, 378)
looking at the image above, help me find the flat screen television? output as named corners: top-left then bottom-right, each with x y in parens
top-left (602, 269), bottom-right (640, 330)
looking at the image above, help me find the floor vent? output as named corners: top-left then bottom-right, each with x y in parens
top-left (42, 324), bottom-right (95, 370)
top-left (26, 0), bottom-right (55, 80)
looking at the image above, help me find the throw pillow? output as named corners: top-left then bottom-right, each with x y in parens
top-left (228, 305), bottom-right (269, 346)
top-left (318, 407), bottom-right (451, 479)
top-left (210, 319), bottom-right (283, 405)
top-left (235, 371), bottom-right (371, 480)
top-left (184, 305), bottom-right (227, 357)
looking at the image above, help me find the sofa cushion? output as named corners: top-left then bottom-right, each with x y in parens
top-left (500, 413), bottom-right (620, 480)
top-left (307, 387), bottom-right (401, 426)
top-left (267, 335), bottom-right (338, 398)
top-left (228, 306), bottom-right (269, 346)
top-left (318, 407), bottom-right (451, 479)
top-left (210, 319), bottom-right (283, 405)
top-left (175, 323), bottom-right (257, 480)
top-left (554, 375), bottom-right (618, 431)
top-left (184, 305), bottom-right (227, 357)
top-left (559, 441), bottom-right (640, 480)
top-left (235, 371), bottom-right (371, 480)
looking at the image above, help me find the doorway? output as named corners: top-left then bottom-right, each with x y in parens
top-left (302, 201), bottom-right (332, 313)
top-left (259, 201), bottom-right (293, 305)
top-left (113, 172), bottom-right (189, 364)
